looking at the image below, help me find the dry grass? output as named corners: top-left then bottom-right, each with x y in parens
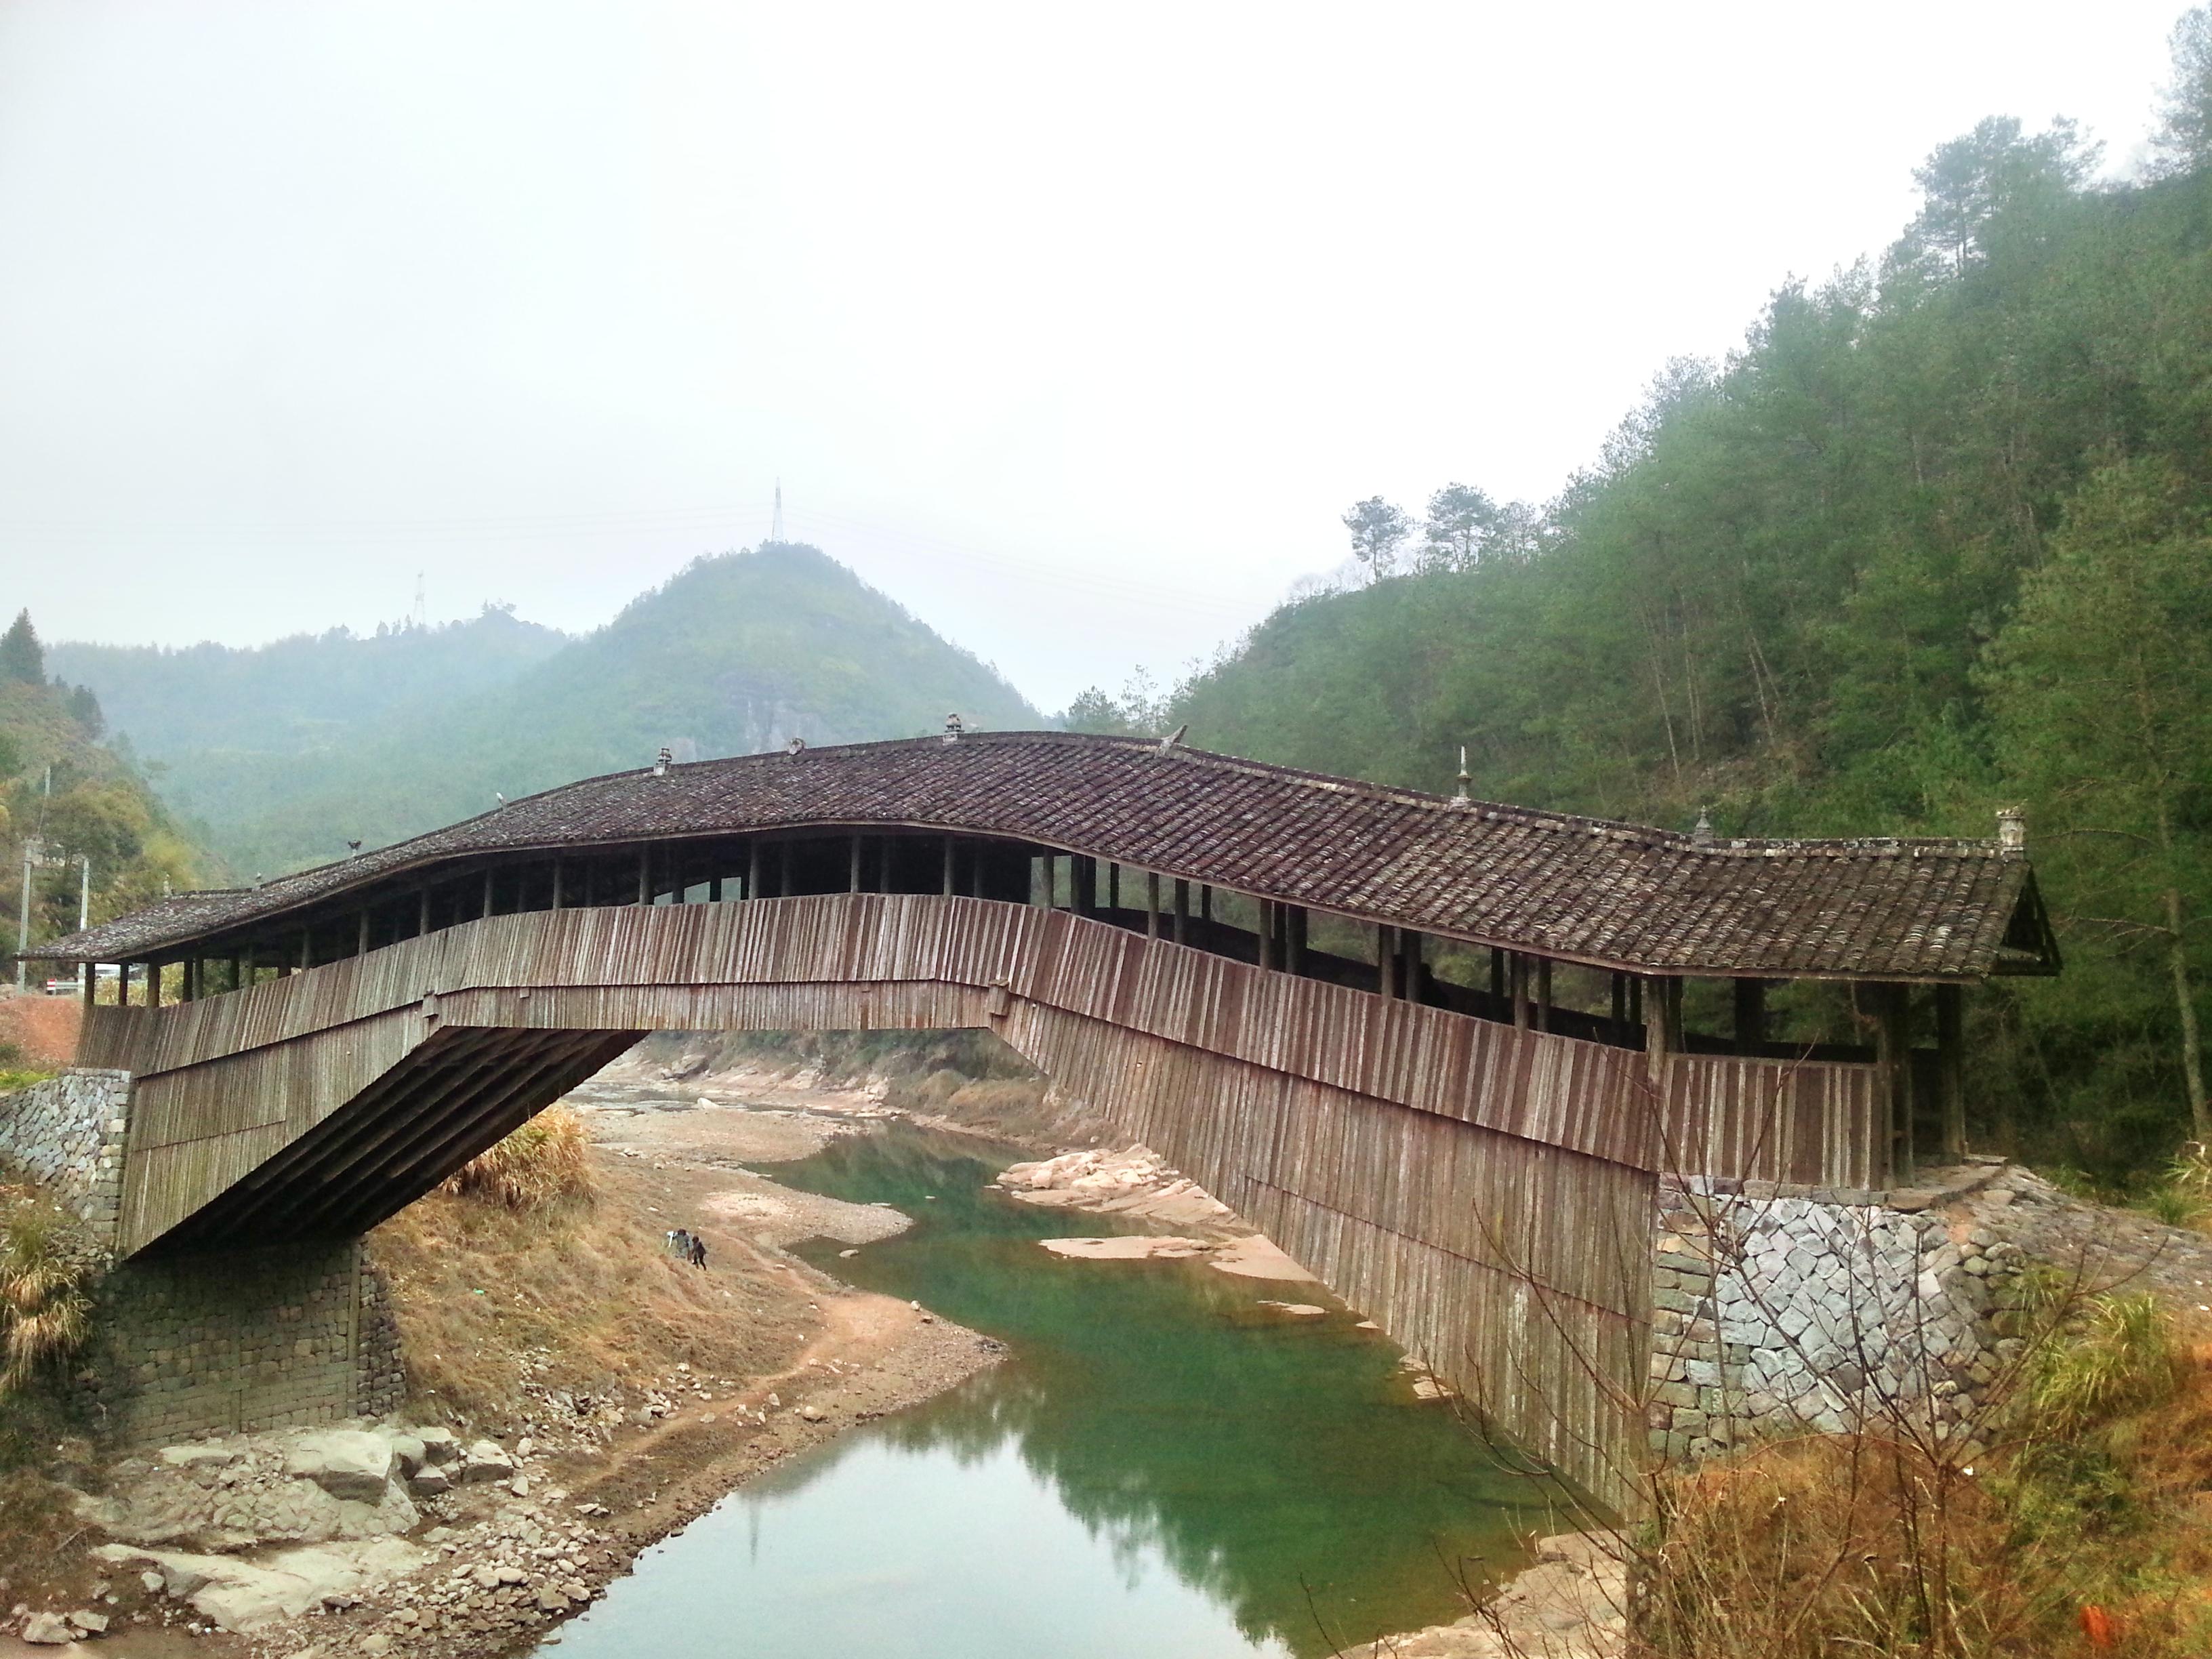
top-left (441, 1106), bottom-right (592, 1209)
top-left (1629, 1294), bottom-right (2212, 1659)
top-left (371, 1149), bottom-right (807, 1429)
top-left (0, 1202), bottom-right (91, 1397)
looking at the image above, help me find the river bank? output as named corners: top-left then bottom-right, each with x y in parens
top-left (3, 1038), bottom-right (1617, 1658)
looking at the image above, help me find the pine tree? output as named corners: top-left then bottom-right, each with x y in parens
top-left (0, 611), bottom-right (41, 685)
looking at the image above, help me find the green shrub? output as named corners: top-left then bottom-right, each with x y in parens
top-left (2022, 1292), bottom-right (2186, 1437)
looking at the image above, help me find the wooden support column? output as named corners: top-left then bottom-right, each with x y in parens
top-left (1200, 884), bottom-right (1213, 923)
top-left (1938, 983), bottom-right (1967, 1164)
top-left (637, 846), bottom-right (652, 905)
top-left (1871, 983), bottom-right (1914, 1186)
top-left (116, 963), bottom-right (128, 1008)
top-left (849, 835), bottom-right (863, 893)
top-left (709, 874), bottom-right (723, 903)
top-left (1107, 863), bottom-right (1120, 913)
top-left (551, 860), bottom-right (565, 912)
top-left (1643, 975), bottom-right (1680, 1078)
top-left (1492, 948), bottom-right (1505, 1000)
top-left (1733, 978), bottom-right (1766, 1052)
top-left (1145, 872), bottom-right (1160, 939)
top-left (148, 960), bottom-right (161, 1008)
top-left (943, 836), bottom-right (956, 897)
top-left (1286, 905), bottom-right (1307, 975)
top-left (1509, 953), bottom-right (1528, 1029)
top-left (228, 952), bottom-right (242, 994)
top-left (417, 888), bottom-right (431, 937)
top-left (1072, 857), bottom-right (1097, 917)
top-left (1610, 972), bottom-right (1626, 1025)
top-left (81, 966), bottom-right (95, 1015)
top-left (1536, 958), bottom-right (1553, 1033)
top-left (1400, 928), bottom-right (1420, 1002)
top-left (1378, 924), bottom-right (1398, 999)
top-left (1258, 901), bottom-right (1277, 971)
top-left (1172, 879), bottom-right (1187, 944)
top-left (298, 930), bottom-right (310, 972)
top-left (747, 840), bottom-right (761, 901)
top-left (357, 911), bottom-right (370, 956)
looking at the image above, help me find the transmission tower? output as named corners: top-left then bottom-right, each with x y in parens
top-left (771, 480), bottom-right (784, 543)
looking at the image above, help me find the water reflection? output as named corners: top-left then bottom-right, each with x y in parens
top-left (539, 1126), bottom-right (1555, 1658)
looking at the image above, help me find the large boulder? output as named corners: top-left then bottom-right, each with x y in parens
top-left (457, 1439), bottom-right (515, 1483)
top-left (93, 1538), bottom-right (424, 1632)
top-left (19, 1612), bottom-right (74, 1644)
top-left (414, 1427), bottom-right (462, 1466)
top-left (283, 1431), bottom-right (397, 1502)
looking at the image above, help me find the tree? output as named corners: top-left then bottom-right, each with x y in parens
top-left (2152, 6), bottom-right (2212, 178)
top-left (1419, 484), bottom-right (1502, 571)
top-left (1340, 497), bottom-right (1412, 584)
top-left (0, 611), bottom-right (41, 685)
top-left (1982, 458), bottom-right (2212, 1141)
top-left (1900, 117), bottom-right (2097, 279)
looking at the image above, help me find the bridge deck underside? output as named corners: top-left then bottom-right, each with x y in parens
top-left (79, 894), bottom-right (1883, 1511)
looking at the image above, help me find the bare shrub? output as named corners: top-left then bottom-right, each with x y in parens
top-left (442, 1107), bottom-right (592, 1210)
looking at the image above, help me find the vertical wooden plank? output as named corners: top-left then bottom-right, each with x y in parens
top-left (1937, 983), bottom-right (1965, 1164)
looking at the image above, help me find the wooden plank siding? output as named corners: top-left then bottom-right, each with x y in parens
top-left (79, 892), bottom-right (1882, 1513)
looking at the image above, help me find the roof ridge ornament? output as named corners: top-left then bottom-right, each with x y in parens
top-left (1158, 723), bottom-right (1188, 754)
top-left (653, 747), bottom-right (672, 777)
top-left (1692, 806), bottom-right (1714, 848)
top-left (1450, 747), bottom-right (1471, 808)
top-left (1996, 805), bottom-right (2026, 855)
top-left (787, 736), bottom-right (806, 755)
top-left (944, 712), bottom-right (964, 743)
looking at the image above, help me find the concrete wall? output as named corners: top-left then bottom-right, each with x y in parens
top-left (0, 1067), bottom-right (130, 1242)
top-left (80, 1239), bottom-right (403, 1446)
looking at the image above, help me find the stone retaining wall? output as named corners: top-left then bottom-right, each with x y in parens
top-left (1650, 1174), bottom-right (2020, 1460)
top-left (0, 1067), bottom-right (130, 1243)
top-left (85, 1240), bottom-right (403, 1446)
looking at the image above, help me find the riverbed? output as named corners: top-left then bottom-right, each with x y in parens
top-left (537, 1123), bottom-right (1557, 1658)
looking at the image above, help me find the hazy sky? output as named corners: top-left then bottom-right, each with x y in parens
top-left (0, 1), bottom-right (2190, 712)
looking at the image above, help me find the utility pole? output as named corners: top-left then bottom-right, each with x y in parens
top-left (77, 855), bottom-right (90, 998)
top-left (14, 836), bottom-right (35, 996)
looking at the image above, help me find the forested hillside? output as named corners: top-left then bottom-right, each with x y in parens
top-left (100, 544), bottom-right (1038, 878)
top-left (1078, 64), bottom-right (2212, 1180)
top-left (0, 611), bottom-right (200, 983)
top-left (48, 606), bottom-right (569, 775)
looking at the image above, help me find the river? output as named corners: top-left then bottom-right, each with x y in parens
top-left (537, 1123), bottom-right (1558, 1658)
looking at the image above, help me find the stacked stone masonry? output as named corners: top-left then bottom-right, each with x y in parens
top-left (0, 1067), bottom-right (131, 1243)
top-left (1650, 1170), bottom-right (2022, 1462)
top-left (89, 1240), bottom-right (402, 1446)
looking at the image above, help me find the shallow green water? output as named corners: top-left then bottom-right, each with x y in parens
top-left (541, 1125), bottom-right (1556, 1658)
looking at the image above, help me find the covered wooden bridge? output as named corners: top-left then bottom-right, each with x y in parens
top-left (26, 730), bottom-right (2055, 1503)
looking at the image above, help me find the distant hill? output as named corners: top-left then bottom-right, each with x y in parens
top-left (58, 544), bottom-right (1038, 876)
top-left (49, 606), bottom-right (570, 766)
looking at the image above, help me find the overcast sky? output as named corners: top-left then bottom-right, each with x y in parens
top-left (0, 1), bottom-right (2190, 712)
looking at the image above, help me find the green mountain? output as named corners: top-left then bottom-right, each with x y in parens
top-left (1086, 116), bottom-right (2212, 1182)
top-left (63, 544), bottom-right (1038, 878)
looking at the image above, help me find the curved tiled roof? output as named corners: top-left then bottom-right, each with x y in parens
top-left (33, 731), bottom-right (2053, 981)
